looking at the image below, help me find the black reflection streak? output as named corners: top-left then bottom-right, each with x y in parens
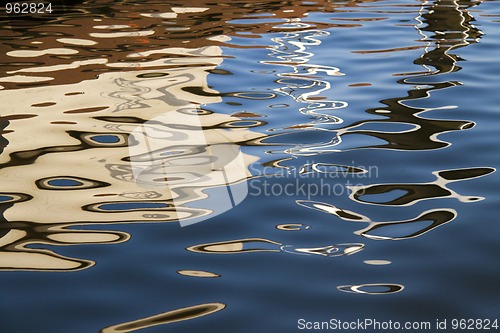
top-left (351, 167), bottom-right (494, 206)
top-left (357, 209), bottom-right (456, 241)
top-left (100, 302), bottom-right (226, 333)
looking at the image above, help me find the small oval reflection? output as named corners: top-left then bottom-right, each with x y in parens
top-left (337, 283), bottom-right (404, 295)
top-left (276, 223), bottom-right (310, 231)
top-left (177, 270), bottom-right (220, 278)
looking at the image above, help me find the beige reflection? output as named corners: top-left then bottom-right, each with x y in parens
top-left (276, 223), bottom-right (310, 231)
top-left (0, 46), bottom-right (258, 224)
top-left (187, 238), bottom-right (282, 254)
top-left (100, 302), bottom-right (226, 333)
top-left (0, 45), bottom-right (260, 271)
top-left (349, 167), bottom-right (495, 206)
top-left (6, 48), bottom-right (78, 58)
top-left (177, 269), bottom-right (221, 278)
top-left (364, 260), bottom-right (391, 266)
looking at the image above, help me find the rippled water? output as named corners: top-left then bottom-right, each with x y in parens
top-left (1, 0), bottom-right (500, 332)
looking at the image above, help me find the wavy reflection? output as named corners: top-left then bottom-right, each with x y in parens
top-left (0, 223), bottom-right (128, 271)
top-left (260, 19), bottom-right (347, 157)
top-left (297, 200), bottom-right (457, 241)
top-left (276, 223), bottom-right (311, 231)
top-left (413, 0), bottom-right (483, 75)
top-left (289, 0), bottom-right (491, 278)
top-left (177, 270), bottom-right (221, 278)
top-left (248, 0), bottom-right (484, 157)
top-left (350, 167), bottom-right (495, 206)
top-left (334, 0), bottom-right (483, 151)
top-left (187, 237), bottom-right (365, 258)
top-left (101, 303), bottom-right (226, 333)
top-left (0, 0), bottom-right (381, 90)
top-left (356, 209), bottom-right (457, 241)
top-left (0, 44), bottom-right (261, 270)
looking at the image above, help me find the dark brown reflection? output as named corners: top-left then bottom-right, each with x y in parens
top-left (414, 0), bottom-right (483, 75)
top-left (100, 302), bottom-right (226, 333)
top-left (351, 167), bottom-right (495, 206)
top-left (356, 209), bottom-right (456, 241)
top-left (0, 0), bottom-right (382, 90)
top-left (336, 0), bottom-right (483, 151)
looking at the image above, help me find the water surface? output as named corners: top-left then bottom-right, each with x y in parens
top-left (1, 0), bottom-right (499, 332)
